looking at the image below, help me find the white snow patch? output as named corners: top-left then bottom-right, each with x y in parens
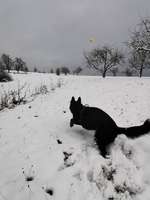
top-left (0, 74), bottom-right (150, 199)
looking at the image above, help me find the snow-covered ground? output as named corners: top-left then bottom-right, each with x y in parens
top-left (0, 73), bottom-right (150, 200)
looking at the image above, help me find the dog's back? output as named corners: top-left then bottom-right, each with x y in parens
top-left (80, 107), bottom-right (117, 130)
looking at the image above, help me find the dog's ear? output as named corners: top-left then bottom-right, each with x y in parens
top-left (77, 97), bottom-right (81, 104)
top-left (71, 96), bottom-right (75, 102)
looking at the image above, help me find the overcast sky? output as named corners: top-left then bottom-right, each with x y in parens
top-left (0, 0), bottom-right (150, 71)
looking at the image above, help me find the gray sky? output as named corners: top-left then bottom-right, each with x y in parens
top-left (0, 0), bottom-right (150, 71)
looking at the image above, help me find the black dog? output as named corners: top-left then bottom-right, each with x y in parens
top-left (69, 96), bottom-right (150, 157)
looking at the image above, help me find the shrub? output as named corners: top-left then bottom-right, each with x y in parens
top-left (57, 79), bottom-right (62, 88)
top-left (32, 84), bottom-right (49, 97)
top-left (0, 70), bottom-right (13, 82)
top-left (0, 83), bottom-right (28, 111)
top-left (0, 91), bottom-right (11, 110)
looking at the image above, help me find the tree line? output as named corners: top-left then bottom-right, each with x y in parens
top-left (0, 54), bottom-right (28, 73)
top-left (49, 66), bottom-right (83, 76)
top-left (0, 17), bottom-right (150, 78)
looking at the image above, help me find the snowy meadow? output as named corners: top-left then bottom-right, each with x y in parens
top-left (0, 73), bottom-right (150, 200)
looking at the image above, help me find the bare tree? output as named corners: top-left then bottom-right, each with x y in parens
top-left (1, 54), bottom-right (12, 73)
top-left (34, 67), bottom-right (38, 72)
top-left (56, 68), bottom-right (60, 75)
top-left (61, 66), bottom-right (70, 75)
top-left (128, 50), bottom-right (149, 77)
top-left (50, 68), bottom-right (54, 73)
top-left (127, 17), bottom-right (150, 77)
top-left (84, 46), bottom-right (124, 78)
top-left (0, 60), bottom-right (4, 72)
top-left (14, 57), bottom-right (26, 73)
top-left (24, 66), bottom-right (29, 73)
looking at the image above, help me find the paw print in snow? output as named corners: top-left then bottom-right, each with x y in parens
top-left (21, 165), bottom-right (36, 190)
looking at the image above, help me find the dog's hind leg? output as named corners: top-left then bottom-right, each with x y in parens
top-left (94, 130), bottom-right (108, 158)
top-left (94, 125), bottom-right (118, 158)
top-left (98, 144), bottom-right (108, 158)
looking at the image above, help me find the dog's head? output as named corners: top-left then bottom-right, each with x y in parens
top-left (69, 96), bottom-right (83, 120)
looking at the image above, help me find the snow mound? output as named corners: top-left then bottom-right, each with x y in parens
top-left (89, 135), bottom-right (145, 199)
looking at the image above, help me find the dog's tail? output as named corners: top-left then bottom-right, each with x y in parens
top-left (117, 119), bottom-right (150, 138)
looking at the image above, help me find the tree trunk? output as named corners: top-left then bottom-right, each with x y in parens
top-left (7, 66), bottom-right (10, 73)
top-left (7, 60), bottom-right (10, 73)
top-left (102, 70), bottom-right (106, 78)
top-left (139, 65), bottom-right (143, 77)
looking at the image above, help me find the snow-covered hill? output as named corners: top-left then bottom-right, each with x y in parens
top-left (0, 73), bottom-right (150, 200)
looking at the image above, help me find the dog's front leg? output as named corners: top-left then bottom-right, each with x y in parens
top-left (70, 118), bottom-right (74, 127)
